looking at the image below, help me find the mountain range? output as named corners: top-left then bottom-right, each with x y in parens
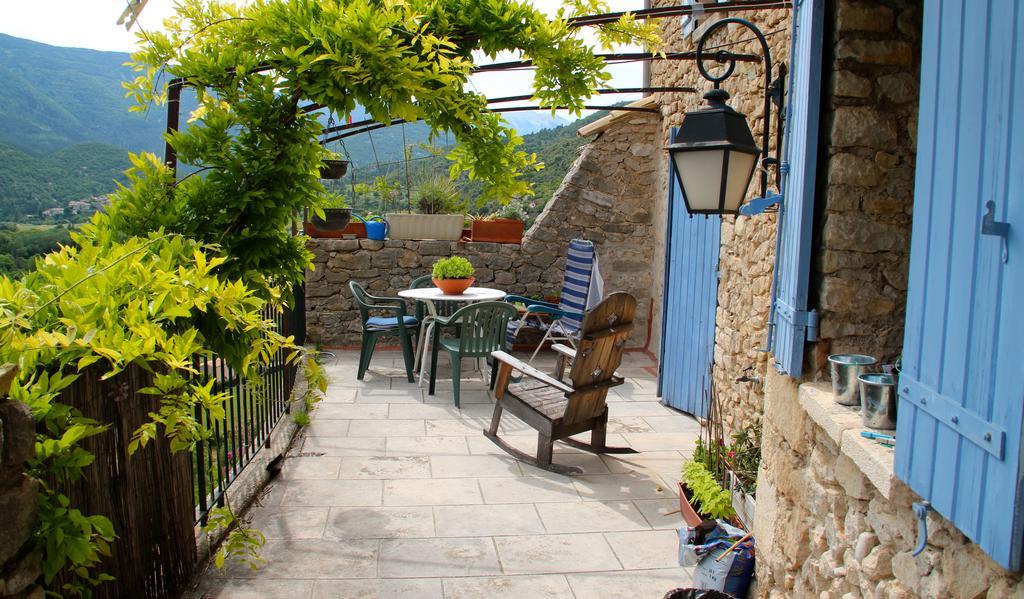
top-left (0, 33), bottom-right (575, 220)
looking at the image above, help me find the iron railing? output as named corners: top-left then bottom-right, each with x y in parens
top-left (192, 287), bottom-right (305, 524)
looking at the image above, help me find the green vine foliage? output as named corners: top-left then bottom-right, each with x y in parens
top-left (0, 220), bottom-right (300, 595)
top-left (121, 0), bottom-right (660, 291)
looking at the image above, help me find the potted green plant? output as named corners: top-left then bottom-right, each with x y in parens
top-left (389, 177), bottom-right (466, 240)
top-left (471, 199), bottom-right (526, 243)
top-left (305, 191), bottom-right (352, 237)
top-left (431, 256), bottom-right (475, 295)
top-left (679, 440), bottom-right (737, 526)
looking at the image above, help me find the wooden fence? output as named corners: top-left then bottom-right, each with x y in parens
top-left (50, 291), bottom-right (304, 597)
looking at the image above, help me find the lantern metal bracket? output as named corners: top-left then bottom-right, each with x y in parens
top-left (739, 193), bottom-right (782, 216)
top-left (693, 17), bottom-right (785, 206)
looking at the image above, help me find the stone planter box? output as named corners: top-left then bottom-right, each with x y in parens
top-left (387, 214), bottom-right (464, 240)
top-left (471, 218), bottom-right (524, 244)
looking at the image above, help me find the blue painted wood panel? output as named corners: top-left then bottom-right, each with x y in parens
top-left (659, 160), bottom-right (721, 417)
top-left (771, 0), bottom-right (824, 377)
top-left (896, 0), bottom-right (1024, 571)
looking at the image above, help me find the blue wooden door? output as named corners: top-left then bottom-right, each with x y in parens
top-left (896, 0), bottom-right (1024, 570)
top-left (659, 161), bottom-right (721, 417)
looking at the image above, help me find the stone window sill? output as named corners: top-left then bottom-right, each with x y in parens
top-left (798, 382), bottom-right (897, 500)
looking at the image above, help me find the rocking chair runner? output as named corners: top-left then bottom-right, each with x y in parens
top-left (486, 292), bottom-right (638, 474)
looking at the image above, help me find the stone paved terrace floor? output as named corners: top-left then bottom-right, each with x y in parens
top-left (192, 350), bottom-right (699, 598)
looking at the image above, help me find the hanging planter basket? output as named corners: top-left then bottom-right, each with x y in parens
top-left (319, 159), bottom-right (349, 180)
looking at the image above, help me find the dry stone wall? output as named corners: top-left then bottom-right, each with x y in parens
top-left (649, 4), bottom-right (790, 434)
top-left (755, 372), bottom-right (1024, 598)
top-left (806, 0), bottom-right (922, 376)
top-left (305, 112), bottom-right (661, 348)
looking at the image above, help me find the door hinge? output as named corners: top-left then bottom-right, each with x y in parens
top-left (775, 300), bottom-right (819, 342)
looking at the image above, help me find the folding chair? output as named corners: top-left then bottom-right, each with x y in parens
top-left (505, 238), bottom-right (603, 364)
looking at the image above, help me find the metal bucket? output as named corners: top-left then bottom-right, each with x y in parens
top-left (828, 354), bottom-right (878, 406)
top-left (859, 373), bottom-right (898, 430)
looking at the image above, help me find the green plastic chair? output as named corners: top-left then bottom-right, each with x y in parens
top-left (428, 301), bottom-right (519, 408)
top-left (349, 281), bottom-right (418, 382)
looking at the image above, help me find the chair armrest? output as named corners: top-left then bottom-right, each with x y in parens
top-left (490, 350), bottom-right (573, 394)
top-left (551, 344), bottom-right (576, 359)
top-left (505, 295), bottom-right (554, 308)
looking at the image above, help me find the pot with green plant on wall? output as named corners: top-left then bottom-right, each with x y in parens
top-left (471, 198), bottom-right (526, 243)
top-left (306, 191), bottom-right (352, 237)
top-left (432, 256), bottom-right (475, 295)
top-left (389, 176), bottom-right (466, 240)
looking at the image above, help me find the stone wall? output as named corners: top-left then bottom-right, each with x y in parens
top-left (649, 4), bottom-right (790, 433)
top-left (0, 366), bottom-right (43, 599)
top-left (305, 112), bottom-right (661, 348)
top-left (806, 0), bottom-right (922, 376)
top-left (754, 373), bottom-right (1024, 598)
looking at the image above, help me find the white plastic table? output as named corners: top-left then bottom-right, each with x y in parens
top-left (398, 286), bottom-right (507, 386)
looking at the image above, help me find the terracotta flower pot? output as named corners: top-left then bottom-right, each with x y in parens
top-left (304, 221), bottom-right (365, 239)
top-left (678, 482), bottom-right (705, 527)
top-left (433, 277), bottom-right (475, 295)
top-left (471, 218), bottom-right (524, 243)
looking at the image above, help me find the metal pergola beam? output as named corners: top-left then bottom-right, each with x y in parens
top-left (320, 104), bottom-right (662, 146)
top-left (315, 86), bottom-right (694, 137)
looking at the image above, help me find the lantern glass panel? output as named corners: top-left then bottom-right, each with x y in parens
top-left (724, 150), bottom-right (758, 212)
top-left (674, 149), bottom-right (725, 212)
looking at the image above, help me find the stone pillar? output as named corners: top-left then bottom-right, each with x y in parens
top-left (0, 365), bottom-right (43, 599)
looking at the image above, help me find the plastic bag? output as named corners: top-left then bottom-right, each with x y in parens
top-left (677, 520), bottom-right (754, 598)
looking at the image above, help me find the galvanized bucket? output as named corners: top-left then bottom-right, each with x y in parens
top-left (859, 373), bottom-right (898, 430)
top-left (828, 354), bottom-right (878, 406)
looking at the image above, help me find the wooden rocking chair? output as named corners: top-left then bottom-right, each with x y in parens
top-left (485, 292), bottom-right (638, 474)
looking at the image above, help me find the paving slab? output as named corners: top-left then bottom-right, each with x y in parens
top-left (378, 537), bottom-right (502, 578)
top-left (191, 350), bottom-right (697, 594)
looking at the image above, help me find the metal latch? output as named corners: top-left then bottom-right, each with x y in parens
top-left (981, 200), bottom-right (1010, 263)
top-left (912, 501), bottom-right (932, 556)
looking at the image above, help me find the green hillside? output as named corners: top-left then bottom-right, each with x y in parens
top-left (0, 142), bottom-right (129, 219)
top-left (0, 33), bottom-right (585, 220)
top-left (337, 108), bottom-right (612, 219)
top-left (0, 34), bottom-right (167, 155)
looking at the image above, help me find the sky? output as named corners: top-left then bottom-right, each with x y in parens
top-left (0, 0), bottom-right (648, 112)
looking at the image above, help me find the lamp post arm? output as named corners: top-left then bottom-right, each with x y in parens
top-left (695, 17), bottom-right (776, 199)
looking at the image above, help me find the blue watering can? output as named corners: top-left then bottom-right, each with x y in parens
top-left (352, 212), bottom-right (388, 240)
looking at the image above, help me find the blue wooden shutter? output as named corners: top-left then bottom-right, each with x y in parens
top-left (895, 0), bottom-right (1024, 571)
top-left (770, 0), bottom-right (824, 377)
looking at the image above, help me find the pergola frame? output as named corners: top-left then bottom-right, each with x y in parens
top-left (162, 0), bottom-right (793, 175)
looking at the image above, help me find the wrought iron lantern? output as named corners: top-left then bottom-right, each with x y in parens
top-left (668, 88), bottom-right (759, 215)
top-left (668, 18), bottom-right (784, 216)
